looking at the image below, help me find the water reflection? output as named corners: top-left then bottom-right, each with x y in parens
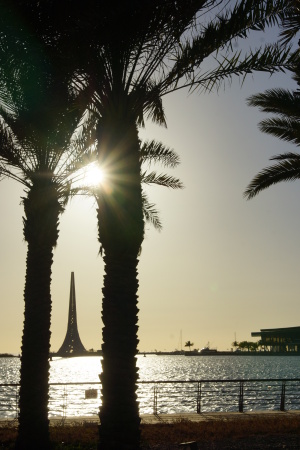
top-left (49, 356), bottom-right (101, 383)
top-left (1, 355), bottom-right (300, 417)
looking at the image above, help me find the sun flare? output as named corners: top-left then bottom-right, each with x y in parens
top-left (83, 164), bottom-right (105, 187)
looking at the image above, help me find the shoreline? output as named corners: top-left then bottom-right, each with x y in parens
top-left (152, 350), bottom-right (300, 356)
top-left (2, 351), bottom-right (300, 359)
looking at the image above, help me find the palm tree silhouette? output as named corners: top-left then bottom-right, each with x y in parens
top-left (185, 341), bottom-right (194, 351)
top-left (0, 20), bottom-right (88, 450)
top-left (72, 4), bottom-right (297, 447)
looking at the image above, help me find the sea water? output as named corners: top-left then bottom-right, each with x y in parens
top-left (0, 354), bottom-right (300, 417)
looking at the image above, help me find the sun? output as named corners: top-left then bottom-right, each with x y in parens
top-left (82, 163), bottom-right (105, 187)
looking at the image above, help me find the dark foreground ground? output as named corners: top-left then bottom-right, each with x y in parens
top-left (194, 434), bottom-right (300, 449)
top-left (1, 411), bottom-right (300, 449)
top-left (140, 411), bottom-right (300, 449)
top-left (147, 434), bottom-right (300, 449)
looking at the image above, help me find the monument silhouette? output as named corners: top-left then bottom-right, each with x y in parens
top-left (57, 272), bottom-right (87, 356)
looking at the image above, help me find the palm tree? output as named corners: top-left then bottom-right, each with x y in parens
top-left (185, 341), bottom-right (194, 351)
top-left (66, 2), bottom-right (298, 448)
top-left (244, 65), bottom-right (300, 199)
top-left (4, 2), bottom-right (299, 449)
top-left (232, 340), bottom-right (239, 350)
top-left (0, 18), bottom-right (88, 450)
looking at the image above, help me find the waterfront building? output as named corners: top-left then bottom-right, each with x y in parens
top-left (251, 327), bottom-right (300, 352)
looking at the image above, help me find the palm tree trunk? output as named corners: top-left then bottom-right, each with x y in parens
top-left (99, 253), bottom-right (141, 449)
top-left (15, 182), bottom-right (60, 450)
top-left (16, 244), bottom-right (53, 450)
top-left (96, 118), bottom-right (144, 449)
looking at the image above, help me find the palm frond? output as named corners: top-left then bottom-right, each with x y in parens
top-left (131, 78), bottom-right (168, 128)
top-left (247, 89), bottom-right (300, 118)
top-left (279, 0), bottom-right (300, 46)
top-left (196, 44), bottom-right (297, 93)
top-left (140, 140), bottom-right (180, 168)
top-left (162, 0), bottom-right (292, 93)
top-left (0, 163), bottom-right (30, 187)
top-left (244, 153), bottom-right (300, 199)
top-left (141, 171), bottom-right (184, 189)
top-left (258, 117), bottom-right (300, 145)
top-left (141, 192), bottom-right (162, 231)
top-left (0, 118), bottom-right (33, 172)
top-left (63, 149), bottom-right (98, 178)
top-left (68, 185), bottom-right (96, 198)
top-left (271, 151), bottom-right (300, 160)
top-left (144, 82), bottom-right (167, 127)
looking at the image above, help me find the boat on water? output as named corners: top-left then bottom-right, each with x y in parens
top-left (184, 343), bottom-right (218, 356)
top-left (199, 346), bottom-right (218, 355)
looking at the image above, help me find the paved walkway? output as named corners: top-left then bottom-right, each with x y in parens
top-left (1, 410), bottom-right (300, 427)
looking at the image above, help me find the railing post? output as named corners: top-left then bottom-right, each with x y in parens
top-left (239, 381), bottom-right (244, 413)
top-left (62, 386), bottom-right (68, 422)
top-left (280, 381), bottom-right (286, 411)
top-left (15, 386), bottom-right (19, 419)
top-left (197, 382), bottom-right (201, 414)
top-left (153, 385), bottom-right (158, 415)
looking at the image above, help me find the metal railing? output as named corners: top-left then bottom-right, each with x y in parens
top-left (0, 383), bottom-right (19, 418)
top-left (139, 378), bottom-right (300, 415)
top-left (1, 378), bottom-right (300, 419)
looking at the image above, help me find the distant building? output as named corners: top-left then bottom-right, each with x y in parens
top-left (57, 272), bottom-right (87, 356)
top-left (251, 327), bottom-right (300, 353)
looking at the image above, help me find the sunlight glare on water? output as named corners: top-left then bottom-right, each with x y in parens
top-left (49, 356), bottom-right (102, 383)
top-left (137, 354), bottom-right (300, 380)
top-left (1, 355), bottom-right (300, 417)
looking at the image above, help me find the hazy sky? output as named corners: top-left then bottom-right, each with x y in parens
top-left (1, 27), bottom-right (300, 354)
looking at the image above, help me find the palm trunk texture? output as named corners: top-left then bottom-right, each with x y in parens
top-left (99, 253), bottom-right (141, 449)
top-left (15, 181), bottom-right (60, 450)
top-left (97, 118), bottom-right (144, 449)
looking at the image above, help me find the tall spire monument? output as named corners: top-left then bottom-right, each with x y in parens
top-left (57, 272), bottom-right (87, 356)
